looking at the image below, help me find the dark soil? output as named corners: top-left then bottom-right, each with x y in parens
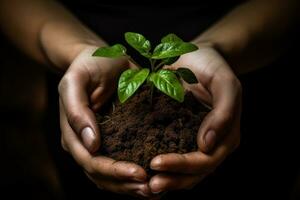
top-left (96, 86), bottom-right (208, 174)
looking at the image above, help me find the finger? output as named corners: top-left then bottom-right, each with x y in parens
top-left (198, 67), bottom-right (242, 153)
top-left (90, 59), bottom-right (132, 111)
top-left (89, 158), bottom-right (148, 182)
top-left (151, 152), bottom-right (211, 174)
top-left (170, 49), bottom-right (241, 153)
top-left (150, 126), bottom-right (239, 174)
top-left (85, 172), bottom-right (153, 198)
top-left (60, 104), bottom-right (148, 182)
top-left (58, 70), bottom-right (100, 153)
top-left (60, 136), bottom-right (69, 152)
top-left (149, 173), bottom-right (205, 193)
top-left (90, 85), bottom-right (115, 111)
top-left (183, 81), bottom-right (212, 106)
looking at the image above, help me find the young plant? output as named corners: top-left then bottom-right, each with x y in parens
top-left (92, 32), bottom-right (199, 103)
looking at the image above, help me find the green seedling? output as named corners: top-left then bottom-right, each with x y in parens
top-left (93, 32), bottom-right (199, 103)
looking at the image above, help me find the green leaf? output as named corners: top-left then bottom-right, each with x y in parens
top-left (162, 56), bottom-right (179, 65)
top-left (152, 42), bottom-right (198, 59)
top-left (118, 68), bottom-right (150, 103)
top-left (160, 35), bottom-right (181, 65)
top-left (92, 44), bottom-right (126, 58)
top-left (176, 68), bottom-right (198, 84)
top-left (149, 69), bottom-right (184, 102)
top-left (161, 33), bottom-right (183, 43)
top-left (125, 32), bottom-right (151, 58)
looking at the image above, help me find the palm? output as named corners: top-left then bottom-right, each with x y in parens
top-left (148, 47), bottom-right (242, 193)
top-left (172, 48), bottom-right (234, 106)
top-left (67, 47), bottom-right (128, 111)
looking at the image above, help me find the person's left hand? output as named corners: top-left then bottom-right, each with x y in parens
top-left (148, 46), bottom-right (242, 194)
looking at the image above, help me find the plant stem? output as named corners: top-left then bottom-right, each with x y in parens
top-left (150, 83), bottom-right (154, 106)
top-left (154, 61), bottom-right (164, 71)
top-left (150, 59), bottom-right (156, 72)
top-left (126, 55), bottom-right (141, 69)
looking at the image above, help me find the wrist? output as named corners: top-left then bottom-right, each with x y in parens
top-left (39, 20), bottom-right (106, 72)
top-left (193, 33), bottom-right (250, 75)
top-left (193, 41), bottom-right (228, 62)
top-left (193, 39), bottom-right (232, 59)
top-left (62, 41), bottom-right (103, 68)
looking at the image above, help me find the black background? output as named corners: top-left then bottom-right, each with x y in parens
top-left (1, 2), bottom-right (300, 200)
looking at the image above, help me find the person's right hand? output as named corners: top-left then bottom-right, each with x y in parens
top-left (58, 46), bottom-right (156, 198)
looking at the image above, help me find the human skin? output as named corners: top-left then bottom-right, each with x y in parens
top-left (148, 0), bottom-right (299, 193)
top-left (149, 47), bottom-right (242, 193)
top-left (0, 0), bottom-right (298, 198)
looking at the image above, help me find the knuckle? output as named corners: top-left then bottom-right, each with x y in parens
top-left (219, 111), bottom-right (234, 126)
top-left (84, 165), bottom-right (95, 176)
top-left (67, 111), bottom-right (83, 130)
top-left (58, 76), bottom-right (69, 94)
top-left (60, 137), bottom-right (69, 152)
top-left (83, 160), bottom-right (96, 175)
top-left (112, 163), bottom-right (119, 179)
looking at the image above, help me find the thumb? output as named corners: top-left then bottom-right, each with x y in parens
top-left (198, 72), bottom-right (241, 153)
top-left (198, 109), bottom-right (234, 153)
top-left (66, 101), bottom-right (100, 153)
top-left (59, 71), bottom-right (100, 153)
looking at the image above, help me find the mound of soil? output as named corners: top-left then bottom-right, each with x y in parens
top-left (97, 87), bottom-right (208, 173)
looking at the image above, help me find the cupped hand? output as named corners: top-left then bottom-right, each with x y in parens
top-left (58, 46), bottom-right (156, 198)
top-left (148, 46), bottom-right (242, 193)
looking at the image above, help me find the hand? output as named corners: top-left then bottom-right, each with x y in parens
top-left (58, 46), bottom-right (155, 198)
top-left (148, 46), bottom-right (242, 193)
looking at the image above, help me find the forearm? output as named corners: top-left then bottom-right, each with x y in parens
top-left (0, 0), bottom-right (106, 72)
top-left (194, 0), bottom-right (299, 75)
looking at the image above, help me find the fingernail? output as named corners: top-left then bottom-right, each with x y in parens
top-left (150, 178), bottom-right (162, 194)
top-left (151, 157), bottom-right (162, 170)
top-left (204, 130), bottom-right (216, 152)
top-left (129, 168), bottom-right (145, 182)
top-left (81, 127), bottom-right (96, 152)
